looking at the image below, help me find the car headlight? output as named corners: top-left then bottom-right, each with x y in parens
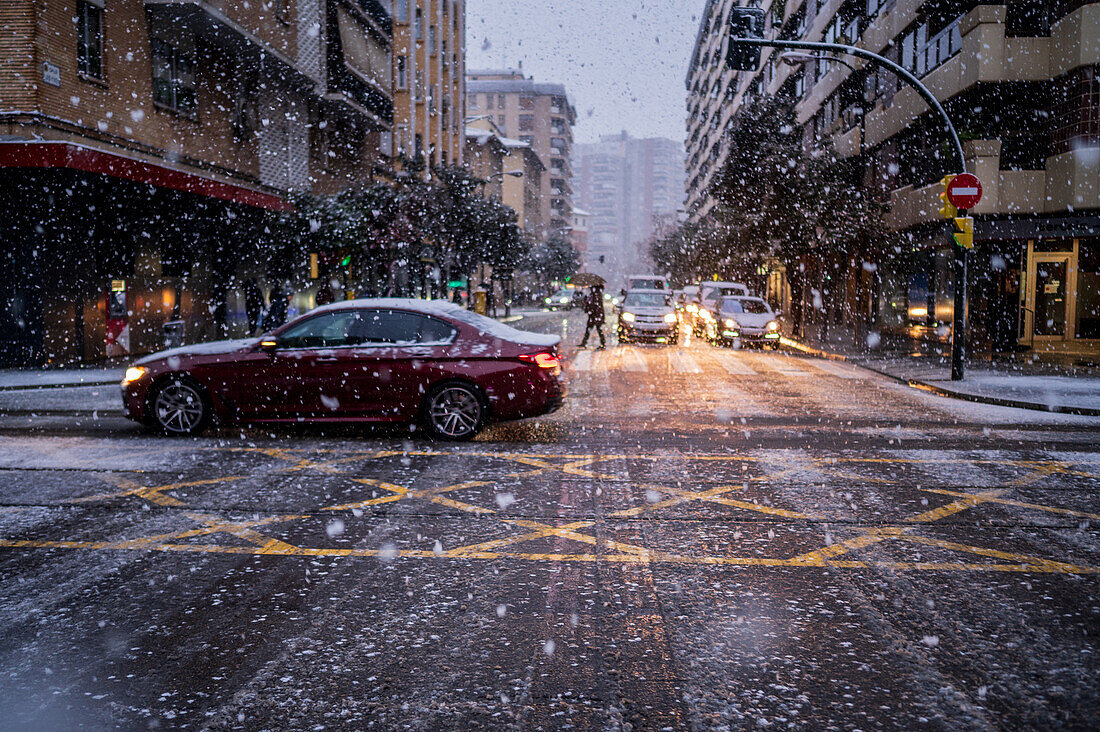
top-left (621, 312), bottom-right (635, 322)
top-left (544, 297), bottom-right (552, 304)
top-left (559, 297), bottom-right (569, 303)
top-left (121, 366), bottom-right (147, 386)
top-left (766, 320), bottom-right (779, 331)
top-left (724, 318), bottom-right (739, 329)
top-left (686, 303), bottom-right (697, 313)
top-left (663, 312), bottom-right (677, 323)
top-left (611, 297), bottom-right (620, 306)
top-left (700, 310), bottom-right (713, 321)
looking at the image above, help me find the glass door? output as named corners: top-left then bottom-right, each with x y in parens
top-left (1033, 258), bottom-right (1068, 337)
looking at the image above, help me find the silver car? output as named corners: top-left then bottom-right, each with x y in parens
top-left (617, 289), bottom-right (679, 344)
top-left (708, 295), bottom-right (781, 349)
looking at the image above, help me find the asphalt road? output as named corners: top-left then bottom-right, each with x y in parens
top-left (1, 310), bottom-right (1098, 730)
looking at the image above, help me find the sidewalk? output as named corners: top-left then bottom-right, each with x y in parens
top-left (784, 321), bottom-right (1100, 416)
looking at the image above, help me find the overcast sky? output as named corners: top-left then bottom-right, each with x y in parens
top-left (464, 0), bottom-right (706, 146)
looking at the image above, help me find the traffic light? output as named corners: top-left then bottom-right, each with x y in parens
top-left (953, 216), bottom-right (973, 249)
top-left (727, 8), bottom-right (766, 71)
top-left (938, 175), bottom-right (957, 219)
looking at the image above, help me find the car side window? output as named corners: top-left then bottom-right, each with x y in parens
top-left (352, 310), bottom-right (457, 345)
top-left (278, 311), bottom-right (363, 349)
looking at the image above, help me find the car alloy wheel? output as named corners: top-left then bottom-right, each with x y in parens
top-left (426, 383), bottom-right (484, 440)
top-left (152, 377), bottom-right (208, 435)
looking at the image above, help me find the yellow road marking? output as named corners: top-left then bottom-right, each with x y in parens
top-left (905, 489), bottom-right (1007, 523)
top-left (73, 475), bottom-right (248, 507)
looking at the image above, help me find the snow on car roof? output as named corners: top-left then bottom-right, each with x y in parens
top-left (313, 298), bottom-right (561, 347)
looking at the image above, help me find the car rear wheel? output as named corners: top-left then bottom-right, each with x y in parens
top-left (151, 376), bottom-right (210, 436)
top-left (423, 382), bottom-right (485, 441)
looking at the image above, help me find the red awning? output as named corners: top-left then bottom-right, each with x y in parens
top-left (0, 141), bottom-right (293, 211)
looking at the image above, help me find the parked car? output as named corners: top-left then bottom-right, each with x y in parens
top-left (120, 299), bottom-right (565, 440)
top-left (616, 289), bottom-right (679, 344)
top-left (704, 295), bottom-right (782, 349)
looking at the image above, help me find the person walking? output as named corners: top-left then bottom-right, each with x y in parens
top-left (244, 278), bottom-right (264, 335)
top-left (264, 283), bottom-right (289, 331)
top-left (579, 286), bottom-right (606, 350)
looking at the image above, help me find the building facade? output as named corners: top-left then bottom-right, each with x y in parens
top-left (686, 0), bottom-right (1099, 355)
top-left (391, 0), bottom-right (464, 170)
top-left (0, 0), bottom-right (394, 366)
top-left (574, 132), bottom-right (685, 284)
top-left (467, 69), bottom-right (576, 240)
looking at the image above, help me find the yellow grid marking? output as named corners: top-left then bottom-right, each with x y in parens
top-left (72, 475), bottom-right (248, 507)
top-left (3, 449), bottom-right (1098, 574)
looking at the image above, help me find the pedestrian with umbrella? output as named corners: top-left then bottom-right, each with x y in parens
top-left (578, 279), bottom-right (606, 350)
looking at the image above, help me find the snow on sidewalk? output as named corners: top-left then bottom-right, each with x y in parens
top-left (923, 373), bottom-right (1100, 412)
top-left (0, 367), bottom-right (125, 390)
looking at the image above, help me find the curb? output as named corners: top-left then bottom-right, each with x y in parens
top-left (0, 409), bottom-right (124, 418)
top-left (779, 336), bottom-right (1100, 417)
top-left (0, 379), bottom-right (119, 392)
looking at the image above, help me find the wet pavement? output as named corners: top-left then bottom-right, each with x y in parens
top-left (1, 312), bottom-right (1098, 730)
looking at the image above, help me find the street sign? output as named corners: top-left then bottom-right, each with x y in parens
top-left (946, 173), bottom-right (982, 210)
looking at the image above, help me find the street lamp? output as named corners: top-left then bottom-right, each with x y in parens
top-left (487, 170), bottom-right (524, 181)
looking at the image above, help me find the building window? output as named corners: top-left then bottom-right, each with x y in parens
top-left (519, 135), bottom-right (534, 144)
top-left (550, 117), bottom-right (565, 134)
top-left (429, 26), bottom-right (437, 54)
top-left (395, 0), bottom-right (408, 23)
top-left (468, 92), bottom-right (478, 109)
top-left (550, 137), bottom-right (565, 152)
top-left (484, 93), bottom-right (492, 109)
top-left (396, 56), bottom-right (407, 89)
top-left (497, 93), bottom-right (506, 109)
top-left (518, 114), bottom-right (535, 131)
top-left (415, 9), bottom-right (423, 40)
top-left (441, 40), bottom-right (447, 68)
top-left (152, 39), bottom-right (196, 115)
top-left (77, 0), bottom-right (104, 80)
top-left (550, 96), bottom-right (564, 113)
top-left (519, 95), bottom-right (535, 110)
top-left (497, 114), bottom-right (505, 128)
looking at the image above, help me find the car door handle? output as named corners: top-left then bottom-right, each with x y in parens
top-left (315, 356), bottom-right (340, 363)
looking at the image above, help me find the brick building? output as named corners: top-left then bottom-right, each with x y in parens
top-left (0, 0), bottom-right (394, 366)
top-left (391, 0), bottom-right (465, 170)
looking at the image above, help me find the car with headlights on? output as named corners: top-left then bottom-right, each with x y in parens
top-left (616, 289), bottom-right (679, 344)
top-left (543, 287), bottom-right (577, 310)
top-left (121, 299), bottom-right (565, 440)
top-left (704, 295), bottom-right (781, 348)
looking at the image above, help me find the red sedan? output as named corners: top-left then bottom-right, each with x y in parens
top-left (121, 299), bottom-right (565, 440)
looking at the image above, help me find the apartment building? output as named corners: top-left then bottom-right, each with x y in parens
top-left (0, 0), bottom-right (394, 366)
top-left (391, 0), bottom-right (464, 170)
top-left (686, 1), bottom-right (1099, 354)
top-left (574, 133), bottom-right (685, 282)
top-left (467, 69), bottom-right (576, 240)
top-left (464, 122), bottom-right (545, 236)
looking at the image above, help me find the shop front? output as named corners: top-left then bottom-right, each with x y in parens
top-left (1018, 238), bottom-right (1100, 351)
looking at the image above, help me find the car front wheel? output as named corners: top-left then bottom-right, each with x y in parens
top-left (151, 376), bottom-right (210, 436)
top-left (423, 382), bottom-right (485, 440)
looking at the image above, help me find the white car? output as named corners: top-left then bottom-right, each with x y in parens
top-left (617, 289), bottom-right (679, 344)
top-left (626, 274), bottom-right (669, 291)
top-left (707, 295), bottom-right (781, 349)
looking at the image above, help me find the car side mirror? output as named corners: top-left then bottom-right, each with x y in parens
top-left (259, 338), bottom-right (279, 355)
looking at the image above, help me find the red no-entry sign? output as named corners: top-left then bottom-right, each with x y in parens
top-left (946, 173), bottom-right (982, 209)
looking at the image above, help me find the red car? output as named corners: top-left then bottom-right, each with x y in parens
top-left (121, 299), bottom-right (565, 440)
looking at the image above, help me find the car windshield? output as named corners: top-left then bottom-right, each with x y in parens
top-left (622, 293), bottom-right (670, 308)
top-left (719, 298), bottom-right (770, 315)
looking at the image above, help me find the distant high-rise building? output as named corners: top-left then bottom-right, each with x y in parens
top-left (467, 69), bottom-right (576, 239)
top-left (574, 133), bottom-right (685, 282)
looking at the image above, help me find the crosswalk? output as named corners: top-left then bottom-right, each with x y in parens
top-left (568, 346), bottom-right (866, 380)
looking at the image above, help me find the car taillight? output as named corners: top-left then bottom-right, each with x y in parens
top-left (518, 352), bottom-right (561, 369)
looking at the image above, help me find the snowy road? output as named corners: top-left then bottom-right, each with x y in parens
top-left (1, 314), bottom-right (1098, 729)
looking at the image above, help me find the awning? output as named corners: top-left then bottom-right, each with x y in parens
top-left (0, 141), bottom-right (292, 211)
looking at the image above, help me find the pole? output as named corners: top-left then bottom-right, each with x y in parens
top-left (731, 36), bottom-right (969, 378)
top-left (951, 208), bottom-right (968, 381)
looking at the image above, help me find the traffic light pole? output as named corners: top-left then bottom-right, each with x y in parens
top-left (729, 36), bottom-right (970, 379)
